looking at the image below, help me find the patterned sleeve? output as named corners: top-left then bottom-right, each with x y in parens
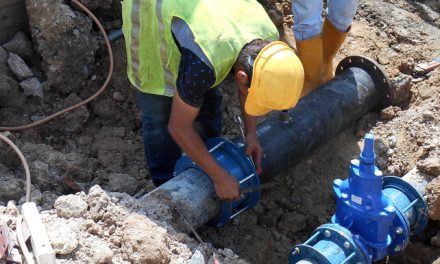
top-left (176, 47), bottom-right (216, 108)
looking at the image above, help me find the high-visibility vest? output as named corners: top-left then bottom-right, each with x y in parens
top-left (122, 0), bottom-right (279, 96)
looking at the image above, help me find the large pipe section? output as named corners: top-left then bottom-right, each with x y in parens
top-left (289, 134), bottom-right (428, 264)
top-left (140, 56), bottom-right (391, 229)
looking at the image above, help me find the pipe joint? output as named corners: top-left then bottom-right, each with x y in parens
top-left (290, 224), bottom-right (367, 264)
top-left (174, 137), bottom-right (260, 227)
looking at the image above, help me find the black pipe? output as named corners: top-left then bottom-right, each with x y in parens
top-left (257, 56), bottom-right (390, 181)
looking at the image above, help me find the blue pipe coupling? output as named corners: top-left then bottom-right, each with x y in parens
top-left (290, 134), bottom-right (428, 264)
top-left (174, 137), bottom-right (260, 227)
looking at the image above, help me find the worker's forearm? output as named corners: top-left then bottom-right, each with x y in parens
top-left (243, 114), bottom-right (257, 135)
top-left (169, 125), bottom-right (226, 182)
top-left (238, 91), bottom-right (257, 136)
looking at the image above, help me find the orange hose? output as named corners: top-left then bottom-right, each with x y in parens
top-left (0, 0), bottom-right (114, 131)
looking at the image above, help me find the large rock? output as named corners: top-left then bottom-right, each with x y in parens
top-left (2, 31), bottom-right (35, 61)
top-left (7, 53), bottom-right (33, 80)
top-left (54, 194), bottom-right (88, 218)
top-left (26, 0), bottom-right (99, 94)
top-left (121, 214), bottom-right (170, 264)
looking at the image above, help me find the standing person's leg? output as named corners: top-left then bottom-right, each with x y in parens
top-left (195, 88), bottom-right (223, 140)
top-left (322, 0), bottom-right (358, 82)
top-left (292, 0), bottom-right (324, 97)
top-left (138, 92), bottom-right (182, 187)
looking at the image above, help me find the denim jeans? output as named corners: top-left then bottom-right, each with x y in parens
top-left (292, 0), bottom-right (358, 41)
top-left (138, 88), bottom-right (222, 186)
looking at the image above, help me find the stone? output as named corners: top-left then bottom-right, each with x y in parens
top-left (20, 77), bottom-right (44, 98)
top-left (26, 0), bottom-right (99, 94)
top-left (0, 175), bottom-right (24, 203)
top-left (5, 201), bottom-right (18, 216)
top-left (0, 72), bottom-right (26, 108)
top-left (54, 194), bottom-right (88, 218)
top-left (386, 149), bottom-right (394, 157)
top-left (388, 135), bottom-right (397, 148)
top-left (189, 250), bottom-right (205, 264)
top-left (2, 32), bottom-right (35, 61)
top-left (97, 150), bottom-right (124, 172)
top-left (422, 111), bottom-right (435, 121)
top-left (7, 53), bottom-right (33, 80)
top-left (378, 47), bottom-right (399, 65)
top-left (18, 186), bottom-right (43, 205)
top-left (432, 234), bottom-right (440, 248)
top-left (0, 46), bottom-right (8, 65)
top-left (417, 158), bottom-right (440, 176)
top-left (107, 173), bottom-right (138, 196)
top-left (41, 191), bottom-right (59, 211)
top-left (380, 106), bottom-right (401, 120)
top-left (46, 218), bottom-right (79, 254)
top-left (121, 214), bottom-right (170, 264)
top-left (426, 177), bottom-right (440, 220)
top-left (88, 239), bottom-right (113, 263)
top-left (390, 75), bottom-right (412, 106)
top-left (398, 58), bottom-right (415, 75)
top-left (112, 92), bottom-right (125, 102)
top-left (222, 248), bottom-right (234, 259)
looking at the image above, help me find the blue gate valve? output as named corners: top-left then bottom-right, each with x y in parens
top-left (174, 137), bottom-right (261, 227)
top-left (290, 133), bottom-right (428, 263)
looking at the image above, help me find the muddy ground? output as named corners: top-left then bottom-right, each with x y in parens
top-left (0, 0), bottom-right (439, 263)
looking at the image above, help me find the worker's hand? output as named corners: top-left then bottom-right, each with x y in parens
top-left (212, 171), bottom-right (240, 201)
top-left (245, 134), bottom-right (263, 174)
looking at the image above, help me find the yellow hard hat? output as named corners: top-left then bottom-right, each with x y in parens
top-left (245, 41), bottom-right (304, 116)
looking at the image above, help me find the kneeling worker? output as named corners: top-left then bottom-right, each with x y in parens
top-left (122, 0), bottom-right (304, 201)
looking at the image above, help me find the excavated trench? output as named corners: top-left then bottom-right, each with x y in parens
top-left (0, 0), bottom-right (440, 263)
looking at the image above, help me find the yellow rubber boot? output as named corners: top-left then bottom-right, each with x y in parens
top-left (296, 35), bottom-right (323, 97)
top-left (322, 18), bottom-right (350, 83)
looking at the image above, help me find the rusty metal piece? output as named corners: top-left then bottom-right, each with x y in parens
top-left (0, 222), bottom-right (13, 259)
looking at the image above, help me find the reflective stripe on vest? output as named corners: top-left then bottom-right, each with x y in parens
top-left (122, 0), bottom-right (279, 96)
